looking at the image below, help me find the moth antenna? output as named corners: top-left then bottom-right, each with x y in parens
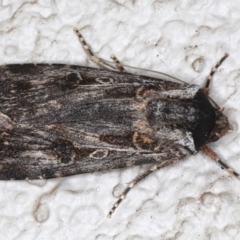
top-left (204, 53), bottom-right (228, 95)
top-left (202, 146), bottom-right (240, 179)
top-left (73, 28), bottom-right (120, 72)
top-left (107, 161), bottom-right (171, 218)
top-left (110, 54), bottom-right (125, 72)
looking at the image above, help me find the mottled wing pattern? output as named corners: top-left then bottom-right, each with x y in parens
top-left (0, 64), bottom-right (197, 180)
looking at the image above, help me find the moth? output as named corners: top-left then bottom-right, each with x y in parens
top-left (0, 28), bottom-right (238, 217)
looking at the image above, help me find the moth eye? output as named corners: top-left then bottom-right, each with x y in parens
top-left (95, 77), bottom-right (114, 84)
top-left (89, 149), bottom-right (109, 159)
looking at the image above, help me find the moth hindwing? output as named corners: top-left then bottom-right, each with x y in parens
top-left (0, 28), bottom-right (237, 217)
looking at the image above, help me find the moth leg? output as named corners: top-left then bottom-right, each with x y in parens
top-left (204, 53), bottom-right (228, 95)
top-left (107, 160), bottom-right (171, 218)
top-left (110, 54), bottom-right (125, 72)
top-left (202, 146), bottom-right (240, 179)
top-left (73, 28), bottom-right (121, 72)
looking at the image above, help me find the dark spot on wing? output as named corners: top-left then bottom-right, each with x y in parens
top-left (75, 148), bottom-right (95, 159)
top-left (7, 64), bottom-right (39, 74)
top-left (57, 73), bottom-right (82, 90)
top-left (0, 164), bottom-right (28, 180)
top-left (41, 168), bottom-right (57, 179)
top-left (100, 133), bottom-right (133, 147)
top-left (52, 139), bottom-right (75, 164)
top-left (15, 81), bottom-right (32, 91)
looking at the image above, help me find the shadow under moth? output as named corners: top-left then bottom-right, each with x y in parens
top-left (0, 28), bottom-right (238, 217)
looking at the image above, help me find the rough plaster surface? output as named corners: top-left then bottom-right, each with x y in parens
top-left (0, 0), bottom-right (240, 239)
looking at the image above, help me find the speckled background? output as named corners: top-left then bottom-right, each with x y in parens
top-left (0, 0), bottom-right (240, 239)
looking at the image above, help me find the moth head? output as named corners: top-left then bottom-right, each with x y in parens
top-left (208, 108), bottom-right (231, 142)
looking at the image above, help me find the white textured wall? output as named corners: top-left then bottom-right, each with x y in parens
top-left (0, 1), bottom-right (240, 239)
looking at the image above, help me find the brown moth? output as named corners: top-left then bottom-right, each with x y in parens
top-left (0, 28), bottom-right (237, 217)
